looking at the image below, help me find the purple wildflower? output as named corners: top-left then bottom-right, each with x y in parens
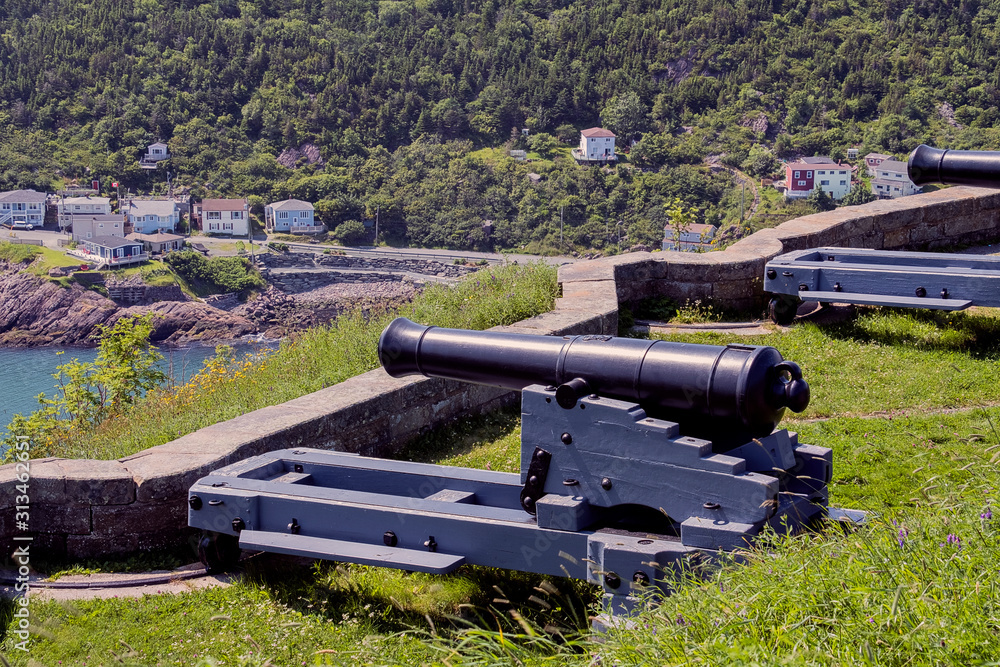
top-left (982, 508), bottom-right (993, 520)
top-left (897, 527), bottom-right (908, 548)
top-left (945, 533), bottom-right (961, 548)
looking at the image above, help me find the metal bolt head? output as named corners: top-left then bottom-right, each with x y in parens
top-left (766, 269), bottom-right (777, 279)
top-left (633, 571), bottom-right (650, 586)
top-left (232, 518), bottom-right (246, 533)
top-left (294, 464), bottom-right (304, 473)
top-left (288, 519), bottom-right (300, 534)
top-left (703, 501), bottom-right (721, 510)
top-left (916, 286), bottom-right (927, 297)
top-left (188, 495), bottom-right (202, 510)
top-left (601, 477), bottom-right (612, 490)
top-left (383, 531), bottom-right (397, 547)
top-left (603, 572), bottom-right (621, 589)
top-left (561, 432), bottom-right (573, 444)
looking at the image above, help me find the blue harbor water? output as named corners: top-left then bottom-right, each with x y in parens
top-left (0, 341), bottom-right (278, 437)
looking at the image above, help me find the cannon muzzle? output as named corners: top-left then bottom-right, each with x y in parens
top-left (378, 317), bottom-right (809, 440)
top-left (908, 144), bottom-right (1000, 187)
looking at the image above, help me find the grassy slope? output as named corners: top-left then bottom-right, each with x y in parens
top-left (7, 307), bottom-right (1000, 665)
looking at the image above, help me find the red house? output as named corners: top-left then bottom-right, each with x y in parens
top-left (785, 161), bottom-right (816, 197)
top-left (783, 157), bottom-right (853, 200)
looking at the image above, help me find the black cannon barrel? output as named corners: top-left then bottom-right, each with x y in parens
top-left (378, 318), bottom-right (809, 440)
top-left (908, 144), bottom-right (1000, 187)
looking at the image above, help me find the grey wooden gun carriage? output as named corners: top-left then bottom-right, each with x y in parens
top-left (766, 145), bottom-right (1000, 324)
top-left (189, 317), bottom-right (855, 615)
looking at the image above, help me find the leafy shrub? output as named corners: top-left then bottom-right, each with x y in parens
top-left (163, 251), bottom-right (265, 295)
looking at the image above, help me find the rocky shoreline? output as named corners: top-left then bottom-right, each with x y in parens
top-left (0, 259), bottom-right (421, 348)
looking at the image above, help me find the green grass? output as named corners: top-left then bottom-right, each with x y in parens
top-left (0, 241), bottom-right (42, 264)
top-left (9, 305), bottom-right (1000, 665)
top-left (22, 262), bottom-right (557, 460)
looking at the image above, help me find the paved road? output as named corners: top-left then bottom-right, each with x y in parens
top-left (1, 226), bottom-right (70, 249)
top-left (4, 225), bottom-right (576, 265)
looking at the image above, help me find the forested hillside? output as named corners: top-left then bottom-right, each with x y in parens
top-left (1, 0), bottom-right (998, 251)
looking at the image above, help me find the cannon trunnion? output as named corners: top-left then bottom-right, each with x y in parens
top-left (190, 319), bottom-right (850, 616)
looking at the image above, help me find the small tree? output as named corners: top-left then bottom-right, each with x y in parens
top-left (527, 132), bottom-right (561, 158)
top-left (665, 197), bottom-right (700, 250)
top-left (806, 186), bottom-right (837, 212)
top-left (2, 314), bottom-right (167, 458)
top-left (332, 219), bottom-right (367, 245)
top-left (841, 184), bottom-right (877, 207)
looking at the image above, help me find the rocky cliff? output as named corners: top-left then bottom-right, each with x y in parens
top-left (0, 261), bottom-right (256, 347)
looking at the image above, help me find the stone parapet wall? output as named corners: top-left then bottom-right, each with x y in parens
top-left (3, 186), bottom-right (1000, 559)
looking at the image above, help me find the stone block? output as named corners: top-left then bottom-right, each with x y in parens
top-left (90, 500), bottom-right (187, 539)
top-left (10, 459), bottom-right (135, 508)
top-left (122, 451), bottom-right (231, 504)
top-left (26, 504), bottom-right (92, 535)
top-left (712, 278), bottom-right (760, 302)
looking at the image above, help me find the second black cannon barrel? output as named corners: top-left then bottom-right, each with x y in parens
top-left (908, 144), bottom-right (1000, 187)
top-left (378, 317), bottom-right (809, 439)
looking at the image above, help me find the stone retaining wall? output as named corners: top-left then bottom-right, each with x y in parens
top-left (266, 270), bottom-right (406, 294)
top-left (260, 252), bottom-right (475, 278)
top-left (3, 186), bottom-right (1000, 560)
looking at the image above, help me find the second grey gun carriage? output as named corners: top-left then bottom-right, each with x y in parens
top-left (190, 318), bottom-right (855, 615)
top-left (766, 145), bottom-right (1000, 324)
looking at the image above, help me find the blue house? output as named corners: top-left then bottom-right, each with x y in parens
top-left (264, 199), bottom-right (322, 234)
top-left (79, 236), bottom-right (147, 267)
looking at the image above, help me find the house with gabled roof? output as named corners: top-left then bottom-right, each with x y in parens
top-left (125, 199), bottom-right (180, 234)
top-left (140, 142), bottom-right (171, 169)
top-left (74, 236), bottom-right (147, 268)
top-left (70, 214), bottom-right (125, 242)
top-left (198, 198), bottom-right (250, 236)
top-left (57, 195), bottom-right (111, 230)
top-left (264, 199), bottom-right (322, 234)
top-left (783, 157), bottom-right (852, 201)
top-left (864, 153), bottom-right (892, 176)
top-left (871, 159), bottom-right (921, 199)
top-left (572, 128), bottom-right (617, 164)
top-left (0, 189), bottom-right (46, 229)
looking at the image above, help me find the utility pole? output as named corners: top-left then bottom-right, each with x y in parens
top-left (560, 206), bottom-right (564, 248)
top-left (375, 205), bottom-right (380, 246)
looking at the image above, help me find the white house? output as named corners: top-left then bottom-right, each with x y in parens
top-left (70, 214), bottom-right (125, 242)
top-left (125, 199), bottom-right (180, 234)
top-left (264, 199), bottom-right (321, 234)
top-left (140, 142), bottom-right (171, 169)
top-left (871, 159), bottom-right (921, 199)
top-left (574, 128), bottom-right (617, 163)
top-left (662, 222), bottom-right (717, 252)
top-left (58, 196), bottom-right (111, 230)
top-left (200, 198), bottom-right (250, 236)
top-left (0, 189), bottom-right (46, 228)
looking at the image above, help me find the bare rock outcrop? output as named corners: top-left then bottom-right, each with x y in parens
top-left (0, 261), bottom-right (256, 347)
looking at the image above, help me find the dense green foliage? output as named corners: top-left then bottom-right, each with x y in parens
top-left (163, 250), bottom-right (266, 294)
top-left (3, 0), bottom-right (999, 251)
